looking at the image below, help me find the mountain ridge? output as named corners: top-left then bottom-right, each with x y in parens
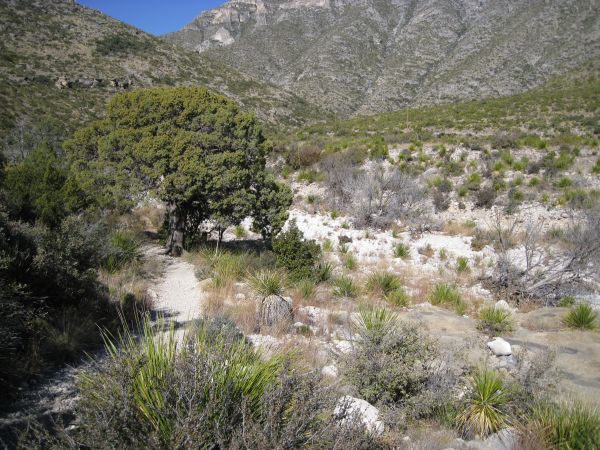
top-left (166, 0), bottom-right (600, 116)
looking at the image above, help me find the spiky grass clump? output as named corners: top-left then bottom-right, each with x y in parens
top-left (477, 306), bottom-right (514, 335)
top-left (456, 256), bottom-right (471, 274)
top-left (366, 272), bottom-right (402, 298)
top-left (314, 262), bottom-right (333, 283)
top-left (342, 254), bottom-right (358, 271)
top-left (457, 369), bottom-right (510, 438)
top-left (353, 306), bottom-right (399, 344)
top-left (211, 251), bottom-right (248, 289)
top-left (526, 401), bottom-right (600, 450)
top-left (563, 303), bottom-right (597, 330)
top-left (332, 275), bottom-right (358, 298)
top-left (430, 282), bottom-right (466, 314)
top-left (393, 242), bottom-right (410, 259)
top-left (81, 316), bottom-right (283, 445)
top-left (102, 230), bottom-right (142, 273)
top-left (384, 287), bottom-right (410, 307)
top-left (247, 269), bottom-right (287, 297)
top-left (296, 279), bottom-right (316, 300)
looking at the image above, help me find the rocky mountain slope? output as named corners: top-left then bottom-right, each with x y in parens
top-left (166, 0), bottom-right (600, 116)
top-left (0, 0), bottom-right (325, 137)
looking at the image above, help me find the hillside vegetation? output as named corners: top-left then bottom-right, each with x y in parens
top-left (282, 62), bottom-right (600, 151)
top-left (0, 0), bottom-right (324, 140)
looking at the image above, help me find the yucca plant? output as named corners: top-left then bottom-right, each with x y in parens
top-left (527, 400), bottom-right (600, 450)
top-left (83, 315), bottom-right (284, 445)
top-left (314, 261), bottom-right (333, 283)
top-left (94, 316), bottom-right (178, 440)
top-left (457, 369), bottom-right (510, 438)
top-left (332, 275), bottom-right (358, 298)
top-left (353, 306), bottom-right (399, 344)
top-left (456, 256), bottom-right (471, 274)
top-left (366, 272), bottom-right (402, 297)
top-left (247, 269), bottom-right (287, 297)
top-left (477, 305), bottom-right (514, 334)
top-left (393, 242), bottom-right (410, 259)
top-left (563, 303), bottom-right (597, 330)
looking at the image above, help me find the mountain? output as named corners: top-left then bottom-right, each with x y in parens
top-left (0, 0), bottom-right (325, 138)
top-left (166, 0), bottom-right (600, 116)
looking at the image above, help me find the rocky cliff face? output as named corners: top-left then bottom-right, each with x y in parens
top-left (166, 0), bottom-right (600, 116)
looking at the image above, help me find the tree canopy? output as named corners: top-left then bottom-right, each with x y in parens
top-left (65, 86), bottom-right (292, 254)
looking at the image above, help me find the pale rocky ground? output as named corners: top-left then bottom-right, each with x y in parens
top-left (212, 176), bottom-right (600, 413)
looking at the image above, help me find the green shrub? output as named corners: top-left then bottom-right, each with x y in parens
top-left (247, 269), bottom-right (287, 297)
top-left (563, 303), bottom-right (597, 330)
top-left (592, 158), bottom-right (600, 175)
top-left (332, 275), bottom-right (358, 298)
top-left (457, 369), bottom-right (510, 438)
top-left (366, 272), bottom-right (402, 297)
top-left (477, 306), bottom-right (514, 334)
top-left (340, 314), bottom-right (440, 407)
top-left (393, 242), bottom-right (410, 259)
top-left (94, 33), bottom-right (152, 56)
top-left (272, 221), bottom-right (321, 281)
top-left (557, 176), bottom-right (573, 189)
top-left (527, 401), bottom-right (600, 450)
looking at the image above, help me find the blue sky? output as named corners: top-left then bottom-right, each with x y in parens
top-left (77, 1), bottom-right (225, 35)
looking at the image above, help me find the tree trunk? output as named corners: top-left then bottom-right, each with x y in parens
top-left (166, 202), bottom-right (185, 256)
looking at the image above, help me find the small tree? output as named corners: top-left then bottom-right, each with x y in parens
top-left (65, 87), bottom-right (291, 255)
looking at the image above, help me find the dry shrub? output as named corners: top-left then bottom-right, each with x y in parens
top-left (224, 300), bottom-right (258, 335)
top-left (204, 290), bottom-right (226, 317)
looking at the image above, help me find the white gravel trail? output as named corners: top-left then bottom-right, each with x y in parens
top-left (145, 245), bottom-right (203, 326)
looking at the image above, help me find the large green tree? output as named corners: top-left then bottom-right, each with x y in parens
top-left (64, 86), bottom-right (291, 255)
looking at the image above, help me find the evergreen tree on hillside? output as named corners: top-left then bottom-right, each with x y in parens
top-left (65, 86), bottom-right (292, 255)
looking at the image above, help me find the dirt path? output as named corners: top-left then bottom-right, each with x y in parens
top-left (145, 245), bottom-right (203, 326)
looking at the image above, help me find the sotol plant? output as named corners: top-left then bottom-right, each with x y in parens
top-left (477, 306), bottom-right (514, 335)
top-left (457, 369), bottom-right (510, 438)
top-left (247, 269), bottom-right (287, 297)
top-left (563, 303), bottom-right (597, 330)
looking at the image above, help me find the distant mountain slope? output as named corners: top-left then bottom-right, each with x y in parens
top-left (166, 0), bottom-right (600, 116)
top-left (0, 0), bottom-right (325, 137)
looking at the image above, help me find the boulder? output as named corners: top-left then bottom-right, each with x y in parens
top-left (487, 337), bottom-right (512, 356)
top-left (334, 396), bottom-right (384, 436)
top-left (494, 300), bottom-right (511, 311)
top-left (259, 295), bottom-right (293, 326)
top-left (321, 364), bottom-right (338, 378)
